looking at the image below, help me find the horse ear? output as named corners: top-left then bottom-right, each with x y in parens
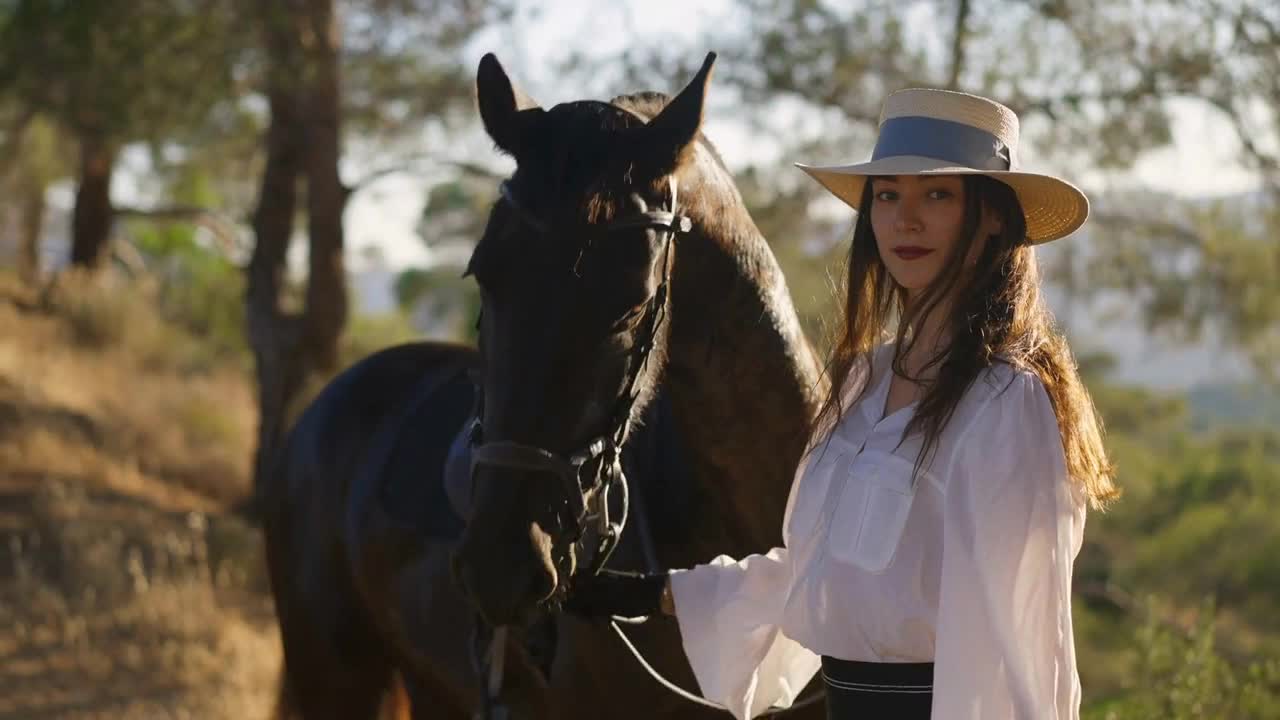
top-left (476, 53), bottom-right (542, 157)
top-left (633, 52), bottom-right (717, 177)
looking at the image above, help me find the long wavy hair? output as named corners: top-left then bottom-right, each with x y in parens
top-left (809, 174), bottom-right (1119, 508)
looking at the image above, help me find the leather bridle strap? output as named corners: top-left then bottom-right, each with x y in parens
top-left (498, 178), bottom-right (693, 237)
top-left (468, 437), bottom-right (609, 532)
top-left (469, 176), bottom-right (689, 564)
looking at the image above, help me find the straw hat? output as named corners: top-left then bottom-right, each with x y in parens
top-left (795, 88), bottom-right (1089, 243)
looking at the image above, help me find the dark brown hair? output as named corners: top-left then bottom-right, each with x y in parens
top-left (810, 175), bottom-right (1119, 508)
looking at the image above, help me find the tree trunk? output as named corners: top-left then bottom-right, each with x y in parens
top-left (247, 4), bottom-right (306, 498)
top-left (300, 0), bottom-right (347, 373)
top-left (246, 0), bottom-right (347, 499)
top-left (70, 133), bottom-right (116, 268)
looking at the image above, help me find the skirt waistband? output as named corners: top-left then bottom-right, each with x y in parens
top-left (819, 656), bottom-right (934, 694)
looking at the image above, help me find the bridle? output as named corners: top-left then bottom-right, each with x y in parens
top-left (467, 175), bottom-right (692, 582)
top-left (467, 175), bottom-right (823, 719)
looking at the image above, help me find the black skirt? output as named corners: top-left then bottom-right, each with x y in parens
top-left (820, 656), bottom-right (933, 719)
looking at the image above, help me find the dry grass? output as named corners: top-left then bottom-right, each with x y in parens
top-left (0, 271), bottom-right (279, 719)
top-left (0, 271), bottom-right (255, 505)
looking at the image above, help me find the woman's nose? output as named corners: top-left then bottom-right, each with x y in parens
top-left (894, 202), bottom-right (922, 233)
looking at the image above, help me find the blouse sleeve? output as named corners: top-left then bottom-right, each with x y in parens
top-left (932, 371), bottom-right (1087, 720)
top-left (667, 448), bottom-right (822, 720)
top-left (668, 547), bottom-right (819, 720)
top-left (665, 357), bottom-right (871, 720)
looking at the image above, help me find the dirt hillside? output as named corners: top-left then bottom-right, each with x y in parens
top-left (0, 273), bottom-right (280, 719)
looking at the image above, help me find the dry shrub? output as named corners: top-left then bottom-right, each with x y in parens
top-left (0, 268), bottom-right (278, 718)
top-left (1, 478), bottom-right (278, 719)
top-left (0, 269), bottom-right (255, 505)
top-left (41, 270), bottom-right (161, 352)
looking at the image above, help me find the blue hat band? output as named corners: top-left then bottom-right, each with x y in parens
top-left (871, 116), bottom-right (1011, 171)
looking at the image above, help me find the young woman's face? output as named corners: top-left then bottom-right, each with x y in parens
top-left (869, 175), bottom-right (998, 297)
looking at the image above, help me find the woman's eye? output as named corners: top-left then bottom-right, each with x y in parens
top-left (927, 189), bottom-right (954, 200)
top-left (874, 190), bottom-right (897, 202)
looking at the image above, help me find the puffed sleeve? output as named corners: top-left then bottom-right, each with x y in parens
top-left (932, 371), bottom-right (1087, 720)
top-left (667, 446), bottom-right (823, 720)
top-left (669, 546), bottom-right (819, 720)
top-left (665, 358), bottom-right (872, 720)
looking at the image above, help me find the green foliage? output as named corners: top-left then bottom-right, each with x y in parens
top-left (393, 266), bottom-right (480, 344)
top-left (1072, 403), bottom-right (1280, 708)
top-left (1087, 378), bottom-right (1191, 440)
top-left (1104, 427), bottom-right (1280, 610)
top-left (341, 0), bottom-right (513, 138)
top-left (1, 112), bottom-right (70, 186)
top-left (37, 269), bottom-right (223, 374)
top-left (126, 165), bottom-right (246, 366)
top-left (1067, 198), bottom-right (1280, 384)
top-left (0, 0), bottom-right (245, 144)
top-left (1084, 600), bottom-right (1280, 719)
top-left (339, 311), bottom-right (421, 369)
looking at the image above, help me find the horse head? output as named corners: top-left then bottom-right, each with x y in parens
top-left (451, 52), bottom-right (716, 626)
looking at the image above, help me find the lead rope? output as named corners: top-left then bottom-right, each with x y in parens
top-left (607, 618), bottom-right (823, 716)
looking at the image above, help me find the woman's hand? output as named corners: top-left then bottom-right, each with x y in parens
top-left (563, 569), bottom-right (671, 620)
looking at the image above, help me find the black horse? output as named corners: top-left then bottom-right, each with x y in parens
top-left (262, 53), bottom-right (827, 719)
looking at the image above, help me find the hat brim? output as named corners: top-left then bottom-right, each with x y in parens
top-left (794, 155), bottom-right (1089, 244)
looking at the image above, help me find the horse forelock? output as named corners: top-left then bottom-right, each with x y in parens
top-left (518, 95), bottom-right (729, 203)
top-left (483, 92), bottom-right (751, 267)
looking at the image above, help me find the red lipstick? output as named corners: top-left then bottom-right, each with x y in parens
top-left (892, 246), bottom-right (935, 260)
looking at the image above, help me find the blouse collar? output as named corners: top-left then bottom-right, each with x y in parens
top-left (825, 343), bottom-right (918, 452)
top-left (858, 343), bottom-right (918, 432)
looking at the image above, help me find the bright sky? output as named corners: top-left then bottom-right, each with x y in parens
top-left (341, 0), bottom-right (1263, 273)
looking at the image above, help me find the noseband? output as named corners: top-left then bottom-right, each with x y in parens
top-left (468, 176), bottom-right (692, 579)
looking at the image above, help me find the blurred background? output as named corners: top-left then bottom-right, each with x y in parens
top-left (0, 0), bottom-right (1277, 717)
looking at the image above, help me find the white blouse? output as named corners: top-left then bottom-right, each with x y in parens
top-left (669, 344), bottom-right (1087, 720)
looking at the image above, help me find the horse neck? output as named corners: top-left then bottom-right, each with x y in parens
top-left (662, 153), bottom-right (826, 557)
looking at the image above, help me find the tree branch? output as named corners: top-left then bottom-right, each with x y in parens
top-left (343, 166), bottom-right (411, 200)
top-left (342, 150), bottom-right (514, 199)
top-left (114, 204), bottom-right (245, 256)
top-left (1205, 95), bottom-right (1280, 192)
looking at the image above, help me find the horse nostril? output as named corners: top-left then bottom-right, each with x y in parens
top-left (449, 543), bottom-right (556, 625)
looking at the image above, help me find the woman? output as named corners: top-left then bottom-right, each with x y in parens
top-left (567, 87), bottom-right (1119, 720)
